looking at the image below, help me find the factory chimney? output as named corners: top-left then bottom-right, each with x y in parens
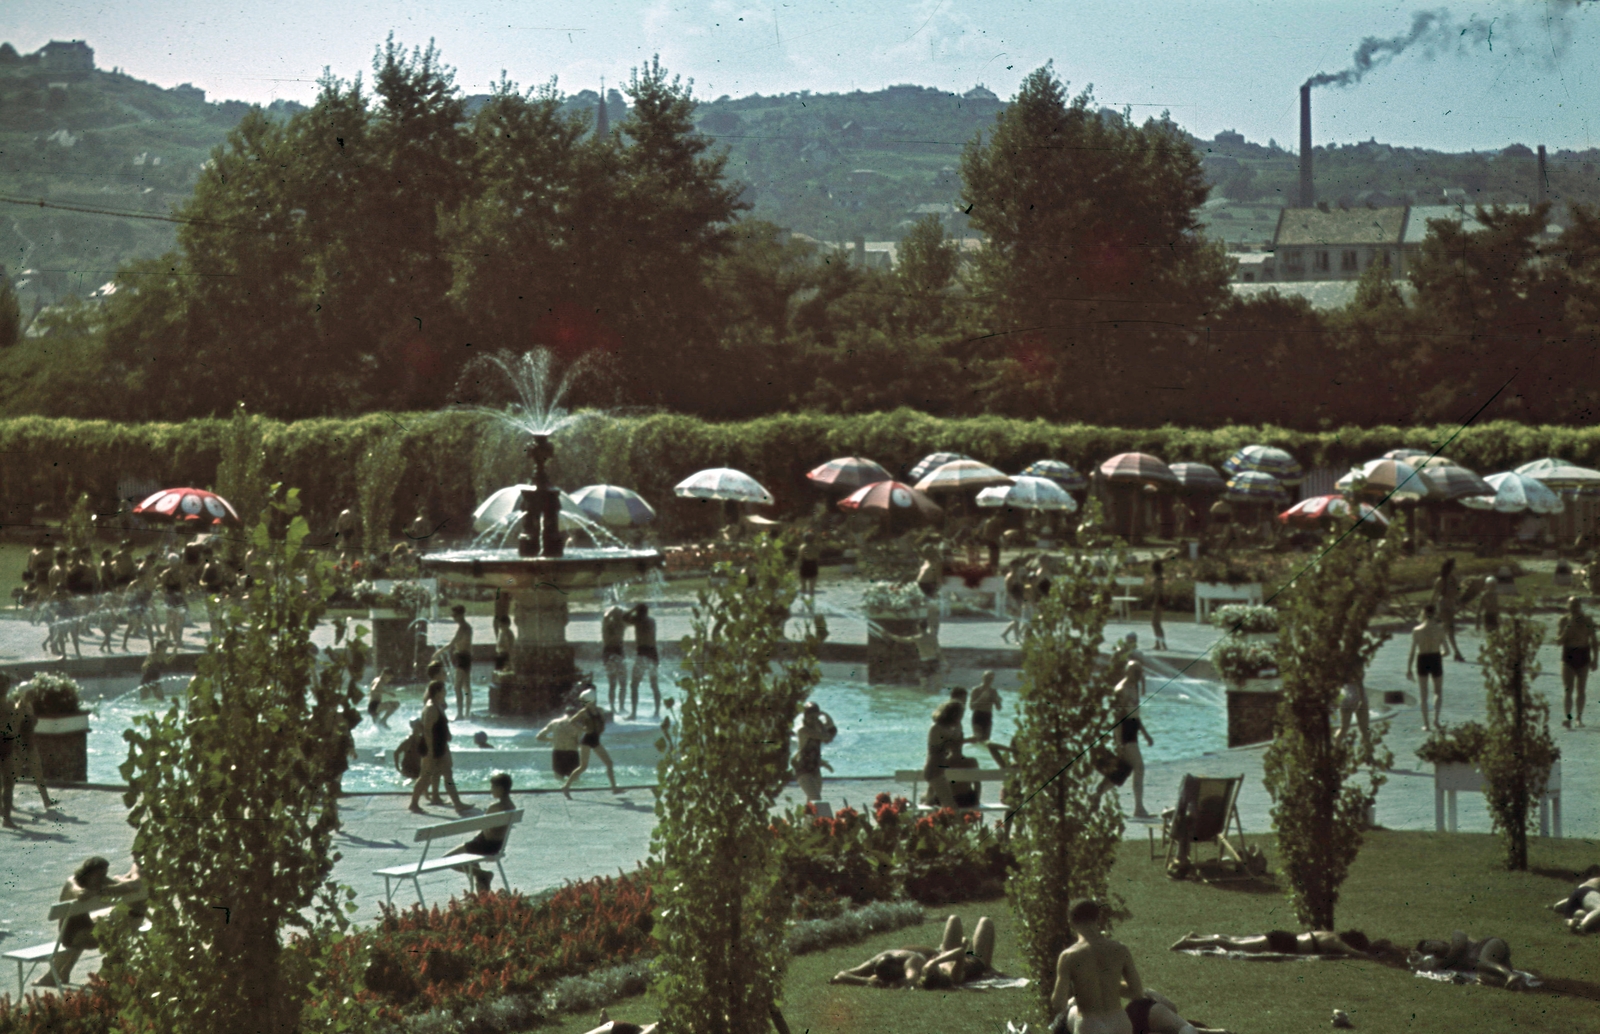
top-left (1299, 84), bottom-right (1314, 208)
top-left (1536, 145), bottom-right (1548, 207)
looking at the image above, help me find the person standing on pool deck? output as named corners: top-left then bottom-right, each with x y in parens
top-left (1556, 596), bottom-right (1598, 728)
top-left (600, 605), bottom-right (629, 713)
top-left (1110, 660), bottom-right (1152, 818)
top-left (626, 604), bottom-right (660, 720)
top-left (536, 709), bottom-right (585, 793)
top-left (409, 680), bottom-right (468, 814)
top-left (493, 615), bottom-right (514, 673)
top-left (563, 688), bottom-right (621, 796)
top-left (791, 701), bottom-right (837, 802)
top-left (1476, 574), bottom-right (1501, 634)
top-left (1149, 559), bottom-right (1168, 651)
top-left (1431, 557), bottom-right (1466, 663)
top-left (1407, 604), bottom-right (1449, 731)
top-left (797, 533), bottom-right (820, 602)
top-left (447, 604), bottom-right (473, 720)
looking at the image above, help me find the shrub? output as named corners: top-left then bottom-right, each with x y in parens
top-left (1415, 721), bottom-right (1490, 765)
top-left (1209, 603), bottom-right (1278, 634)
top-left (21, 671), bottom-right (85, 716)
top-left (1210, 639), bottom-right (1280, 684)
top-left (861, 580), bottom-right (928, 616)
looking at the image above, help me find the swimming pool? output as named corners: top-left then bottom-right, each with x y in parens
top-left (78, 662), bottom-right (1229, 794)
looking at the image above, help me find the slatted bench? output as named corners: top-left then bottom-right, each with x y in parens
top-left (374, 809), bottom-right (523, 907)
top-left (894, 768), bottom-right (1011, 815)
top-left (4, 888), bottom-right (150, 997)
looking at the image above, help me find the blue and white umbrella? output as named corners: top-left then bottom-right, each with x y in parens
top-left (571, 484), bottom-right (657, 526)
top-left (1223, 444), bottom-right (1304, 485)
top-left (1459, 472), bottom-right (1565, 515)
top-left (908, 451), bottom-right (972, 482)
top-left (1020, 459), bottom-right (1088, 492)
top-left (473, 485), bottom-right (586, 533)
top-left (1224, 470), bottom-right (1288, 504)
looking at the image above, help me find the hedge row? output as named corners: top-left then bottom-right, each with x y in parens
top-left (3, 410), bottom-right (1596, 542)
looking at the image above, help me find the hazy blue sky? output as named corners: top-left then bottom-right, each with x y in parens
top-left (5, 0), bottom-right (1596, 152)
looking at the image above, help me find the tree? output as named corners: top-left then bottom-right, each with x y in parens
top-left (960, 67), bottom-right (1231, 421)
top-left (1479, 613), bottom-right (1558, 871)
top-left (1261, 524), bottom-right (1397, 930)
top-left (895, 214), bottom-right (959, 333)
top-left (651, 536), bottom-right (819, 1034)
top-left (214, 402), bottom-right (267, 542)
top-left (1006, 551), bottom-right (1130, 1019)
top-left (99, 487), bottom-right (369, 1034)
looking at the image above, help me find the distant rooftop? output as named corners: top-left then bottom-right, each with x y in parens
top-left (1275, 206), bottom-right (1408, 247)
top-left (1403, 203), bottom-right (1530, 245)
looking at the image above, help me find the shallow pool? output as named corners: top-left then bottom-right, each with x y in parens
top-left (79, 663), bottom-right (1228, 794)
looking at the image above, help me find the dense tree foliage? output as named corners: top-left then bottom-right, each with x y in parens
top-left (1478, 613), bottom-right (1559, 871)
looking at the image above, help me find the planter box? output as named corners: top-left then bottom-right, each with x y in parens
top-left (866, 615), bottom-right (925, 685)
top-left (1225, 679), bottom-right (1281, 748)
top-left (1194, 581), bottom-right (1264, 621)
top-left (33, 711), bottom-right (90, 782)
top-left (1434, 760), bottom-right (1562, 837)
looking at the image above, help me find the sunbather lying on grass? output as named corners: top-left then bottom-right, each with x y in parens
top-left (1170, 929), bottom-right (1372, 958)
top-left (1550, 875), bottom-right (1600, 934)
top-left (1409, 931), bottom-right (1528, 989)
top-left (830, 914), bottom-right (995, 988)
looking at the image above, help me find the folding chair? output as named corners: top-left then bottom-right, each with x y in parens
top-left (1150, 774), bottom-right (1249, 870)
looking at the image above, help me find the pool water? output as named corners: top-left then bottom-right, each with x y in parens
top-left (80, 664), bottom-right (1229, 794)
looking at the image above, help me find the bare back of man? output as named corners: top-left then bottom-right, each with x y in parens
top-left (1053, 902), bottom-right (1140, 1034)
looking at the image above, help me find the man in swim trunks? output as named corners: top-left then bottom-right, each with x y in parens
top-left (797, 533), bottom-right (820, 602)
top-left (536, 709), bottom-right (585, 790)
top-left (601, 605), bottom-right (629, 712)
top-left (627, 604), bottom-right (660, 720)
top-left (1407, 604), bottom-right (1449, 730)
top-left (562, 688), bottom-right (620, 797)
top-left (447, 604), bottom-right (473, 720)
top-left (1169, 929), bottom-right (1371, 958)
top-left (968, 670), bottom-right (1002, 744)
top-left (493, 615), bottom-right (514, 673)
top-left (1556, 596), bottom-right (1597, 728)
top-left (1052, 899), bottom-right (1143, 1034)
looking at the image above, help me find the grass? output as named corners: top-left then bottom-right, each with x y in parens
top-left (542, 830), bottom-right (1600, 1034)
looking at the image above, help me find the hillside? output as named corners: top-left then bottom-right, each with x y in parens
top-left (4, 39), bottom-right (1598, 317)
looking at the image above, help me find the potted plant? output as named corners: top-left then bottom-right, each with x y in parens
top-left (1210, 604), bottom-right (1278, 642)
top-left (1211, 638), bottom-right (1279, 688)
top-left (1417, 721), bottom-right (1489, 794)
top-left (19, 672), bottom-right (91, 782)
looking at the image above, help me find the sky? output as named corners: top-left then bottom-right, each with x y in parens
top-left (4, 0), bottom-right (1597, 153)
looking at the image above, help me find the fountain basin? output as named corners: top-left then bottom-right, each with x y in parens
top-left (421, 546), bottom-right (662, 592)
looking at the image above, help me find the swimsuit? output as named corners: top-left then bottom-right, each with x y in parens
top-left (1564, 646), bottom-right (1592, 670)
top-left (552, 749), bottom-right (580, 777)
top-left (1264, 929), bottom-right (1300, 954)
top-left (493, 652), bottom-right (509, 670)
top-left (602, 644), bottom-right (624, 660)
top-left (1416, 652), bottom-right (1444, 678)
top-left (1483, 611), bottom-right (1500, 631)
top-left (799, 558), bottom-right (819, 580)
top-left (970, 709), bottom-right (993, 741)
top-left (635, 644), bottom-right (659, 663)
top-left (1119, 717), bottom-right (1143, 744)
top-left (793, 736), bottom-right (823, 777)
top-left (453, 651), bottom-right (472, 672)
top-left (873, 953), bottom-right (909, 983)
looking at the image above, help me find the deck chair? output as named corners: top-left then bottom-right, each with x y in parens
top-left (1149, 774), bottom-right (1249, 871)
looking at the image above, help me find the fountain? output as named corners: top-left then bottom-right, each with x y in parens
top-left (420, 350), bottom-right (663, 716)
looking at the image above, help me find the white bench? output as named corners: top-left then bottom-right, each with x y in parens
top-left (1193, 581), bottom-right (1264, 622)
top-left (374, 809), bottom-right (522, 907)
top-left (1111, 576), bottom-right (1144, 620)
top-left (4, 888), bottom-right (150, 997)
top-left (894, 768), bottom-right (1011, 814)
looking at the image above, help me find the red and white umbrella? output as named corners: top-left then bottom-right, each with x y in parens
top-left (1279, 494), bottom-right (1389, 528)
top-left (838, 480), bottom-right (943, 520)
top-left (133, 488), bottom-right (240, 525)
top-left (914, 460), bottom-right (1012, 493)
top-left (1099, 452), bottom-right (1177, 485)
top-left (806, 456), bottom-right (892, 493)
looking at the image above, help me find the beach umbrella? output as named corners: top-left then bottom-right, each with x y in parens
top-left (1459, 472), bottom-right (1565, 515)
top-left (908, 451), bottom-right (973, 482)
top-left (976, 476), bottom-right (1078, 512)
top-left (1168, 462), bottom-right (1227, 493)
top-left (1335, 459), bottom-right (1436, 500)
top-left (914, 459), bottom-right (1012, 493)
top-left (1413, 463), bottom-right (1492, 501)
top-left (570, 484), bottom-right (656, 526)
top-left (1279, 494), bottom-right (1389, 528)
top-left (1514, 458), bottom-right (1600, 492)
top-left (1224, 470), bottom-right (1287, 504)
top-left (133, 488), bottom-right (241, 525)
top-left (674, 468), bottom-right (775, 505)
top-left (1383, 447), bottom-right (1446, 462)
top-left (1222, 445), bottom-right (1304, 485)
top-left (473, 485), bottom-right (587, 533)
top-left (838, 480), bottom-right (943, 520)
top-left (806, 456), bottom-right (892, 493)
top-left (1020, 459), bottom-right (1088, 492)
top-left (1099, 452), bottom-right (1178, 485)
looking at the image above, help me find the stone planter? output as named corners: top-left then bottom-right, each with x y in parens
top-left (1225, 678), bottom-right (1281, 748)
top-left (369, 610), bottom-right (417, 678)
top-left (866, 614), bottom-right (924, 685)
top-left (33, 711), bottom-right (90, 783)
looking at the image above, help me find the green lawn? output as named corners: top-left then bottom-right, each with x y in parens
top-left (546, 831), bottom-right (1600, 1034)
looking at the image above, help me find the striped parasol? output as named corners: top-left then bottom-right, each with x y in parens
top-left (1224, 470), bottom-right (1288, 504)
top-left (806, 456), bottom-right (892, 493)
top-left (1099, 452), bottom-right (1178, 485)
top-left (1383, 447), bottom-right (1448, 463)
top-left (1514, 457), bottom-right (1600, 492)
top-left (1459, 472), bottom-right (1565, 515)
top-left (838, 480), bottom-right (943, 520)
top-left (907, 452), bottom-right (973, 482)
top-left (975, 476), bottom-right (1078, 512)
top-left (1168, 462), bottom-right (1227, 493)
top-left (1222, 444), bottom-right (1304, 485)
top-left (570, 484), bottom-right (656, 526)
top-left (674, 468), bottom-right (775, 505)
top-left (1413, 463), bottom-right (1492, 501)
top-left (1020, 459), bottom-right (1088, 491)
top-left (1279, 494), bottom-right (1389, 528)
top-left (133, 488), bottom-right (241, 525)
top-left (914, 459), bottom-right (1012, 493)
top-left (1336, 459), bottom-right (1436, 501)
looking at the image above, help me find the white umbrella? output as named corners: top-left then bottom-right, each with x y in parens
top-left (1459, 471), bottom-right (1565, 515)
top-left (571, 484), bottom-right (656, 526)
top-left (473, 485), bottom-right (586, 533)
top-left (976, 476), bottom-right (1079, 511)
top-left (1514, 457), bottom-right (1600, 491)
top-left (674, 468), bottom-right (775, 505)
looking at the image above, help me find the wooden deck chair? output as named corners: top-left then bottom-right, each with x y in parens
top-left (1150, 774), bottom-right (1248, 870)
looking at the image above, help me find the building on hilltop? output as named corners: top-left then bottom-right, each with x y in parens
top-left (38, 40), bottom-right (93, 76)
top-left (963, 85), bottom-right (999, 103)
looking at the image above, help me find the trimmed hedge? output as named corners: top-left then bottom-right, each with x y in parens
top-left (3, 410), bottom-right (1596, 542)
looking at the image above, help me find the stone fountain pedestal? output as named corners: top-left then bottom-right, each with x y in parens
top-left (491, 585), bottom-right (578, 716)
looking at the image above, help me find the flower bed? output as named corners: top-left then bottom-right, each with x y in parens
top-left (1208, 604), bottom-right (1278, 635)
top-left (1211, 638), bottom-right (1280, 685)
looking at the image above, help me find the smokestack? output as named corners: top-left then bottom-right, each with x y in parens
top-left (854, 236), bottom-right (867, 267)
top-left (1537, 145), bottom-right (1548, 207)
top-left (1299, 84), bottom-right (1314, 208)
top-left (596, 78), bottom-right (609, 138)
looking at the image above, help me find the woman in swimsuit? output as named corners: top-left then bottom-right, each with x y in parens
top-left (922, 700), bottom-right (970, 810)
top-left (562, 689), bottom-right (620, 795)
top-left (1556, 596), bottom-right (1597, 727)
top-left (1551, 874), bottom-right (1600, 934)
top-left (1170, 929), bottom-right (1372, 958)
top-left (1411, 931), bottom-right (1527, 989)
